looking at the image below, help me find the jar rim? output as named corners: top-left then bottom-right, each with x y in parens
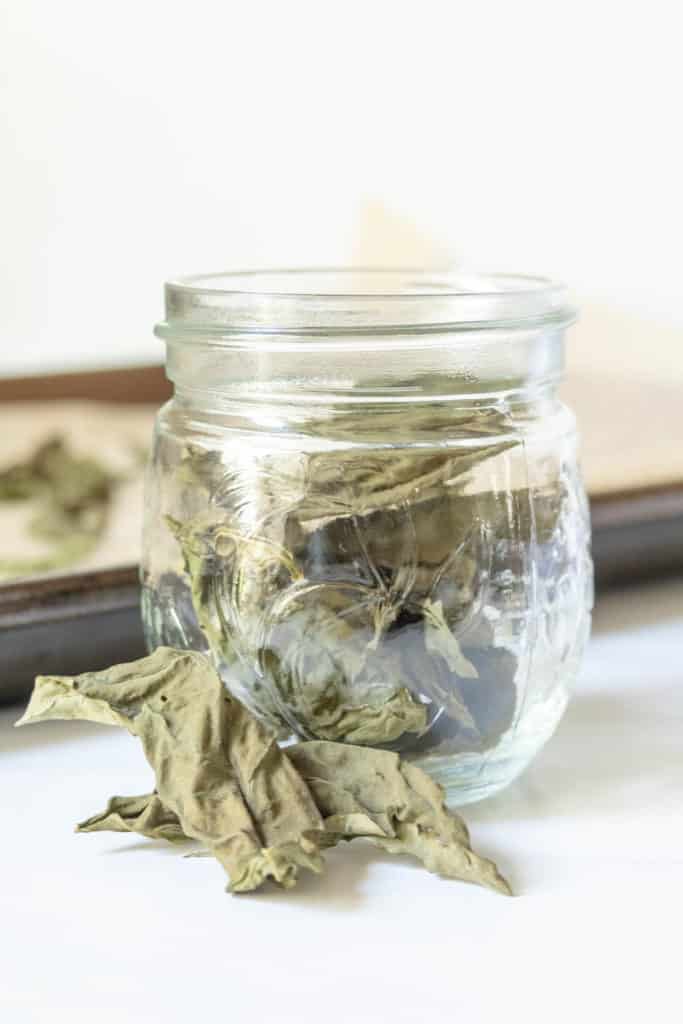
top-left (157, 267), bottom-right (576, 339)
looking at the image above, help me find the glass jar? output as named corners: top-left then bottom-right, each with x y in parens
top-left (142, 269), bottom-right (592, 805)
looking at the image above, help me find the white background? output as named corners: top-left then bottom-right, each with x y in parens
top-left (1, 0), bottom-right (682, 381)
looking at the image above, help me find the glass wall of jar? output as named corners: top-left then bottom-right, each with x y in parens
top-left (143, 270), bottom-right (593, 805)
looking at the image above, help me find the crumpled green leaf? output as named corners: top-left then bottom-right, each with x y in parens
top-left (77, 794), bottom-right (187, 842)
top-left (16, 647), bottom-right (325, 892)
top-left (262, 600), bottom-right (428, 744)
top-left (165, 514), bottom-right (295, 733)
top-left (164, 515), bottom-right (229, 660)
top-left (421, 597), bottom-right (480, 734)
top-left (287, 741), bottom-right (511, 895)
top-left (297, 687), bottom-right (428, 745)
top-left (73, 735), bottom-right (511, 895)
top-left (78, 750), bottom-right (510, 896)
top-left (423, 598), bottom-right (479, 680)
top-left (259, 403), bottom-right (519, 528)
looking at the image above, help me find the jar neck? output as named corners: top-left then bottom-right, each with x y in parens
top-left (167, 332), bottom-right (565, 447)
top-left (164, 324), bottom-right (566, 410)
top-left (167, 386), bottom-right (564, 451)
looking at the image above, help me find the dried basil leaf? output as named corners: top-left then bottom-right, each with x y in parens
top-left (296, 687), bottom-right (428, 745)
top-left (423, 598), bottom-right (479, 680)
top-left (16, 648), bottom-right (325, 892)
top-left (261, 599), bottom-right (428, 744)
top-left (248, 402), bottom-right (519, 530)
top-left (287, 741), bottom-right (511, 895)
top-left (222, 694), bottom-right (323, 849)
top-left (419, 597), bottom-right (481, 734)
top-left (77, 794), bottom-right (187, 842)
top-left (79, 739), bottom-right (511, 895)
top-left (165, 516), bottom-right (229, 659)
top-left (165, 514), bottom-right (292, 732)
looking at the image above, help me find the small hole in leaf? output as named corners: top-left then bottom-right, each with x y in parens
top-left (160, 695), bottom-right (167, 702)
top-left (72, 682), bottom-right (79, 690)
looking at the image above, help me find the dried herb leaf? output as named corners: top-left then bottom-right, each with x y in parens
top-left (165, 515), bottom-right (290, 731)
top-left (17, 648), bottom-right (325, 892)
top-left (415, 598), bottom-right (480, 734)
top-left (222, 694), bottom-right (323, 849)
top-left (258, 403), bottom-right (519, 529)
top-left (297, 687), bottom-right (428, 745)
top-left (423, 598), bottom-right (479, 680)
top-left (79, 739), bottom-right (511, 896)
top-left (262, 600), bottom-right (428, 744)
top-left (288, 741), bottom-right (511, 895)
top-left (165, 516), bottom-right (229, 659)
top-left (77, 794), bottom-right (187, 842)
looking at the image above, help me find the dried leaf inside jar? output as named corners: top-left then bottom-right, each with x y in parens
top-left (164, 393), bottom-right (562, 755)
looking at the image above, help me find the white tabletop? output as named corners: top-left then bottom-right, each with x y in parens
top-left (2, 579), bottom-right (682, 1024)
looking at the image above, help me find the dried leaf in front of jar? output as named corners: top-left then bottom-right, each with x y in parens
top-left (19, 647), bottom-right (511, 896)
top-left (17, 647), bottom-right (326, 891)
top-left (76, 794), bottom-right (187, 842)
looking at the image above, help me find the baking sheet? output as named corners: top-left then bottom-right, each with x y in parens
top-left (1, 366), bottom-right (681, 705)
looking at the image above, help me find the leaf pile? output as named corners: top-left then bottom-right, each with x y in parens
top-left (16, 647), bottom-right (511, 896)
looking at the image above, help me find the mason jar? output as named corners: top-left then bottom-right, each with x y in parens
top-left (142, 269), bottom-right (592, 805)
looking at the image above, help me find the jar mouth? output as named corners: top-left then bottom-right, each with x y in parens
top-left (157, 268), bottom-right (576, 339)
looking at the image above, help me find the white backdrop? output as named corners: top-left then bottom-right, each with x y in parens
top-left (1, 0), bottom-right (681, 381)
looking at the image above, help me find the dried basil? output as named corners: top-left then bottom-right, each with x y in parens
top-left (18, 648), bottom-right (511, 896)
top-left (17, 648), bottom-right (326, 891)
